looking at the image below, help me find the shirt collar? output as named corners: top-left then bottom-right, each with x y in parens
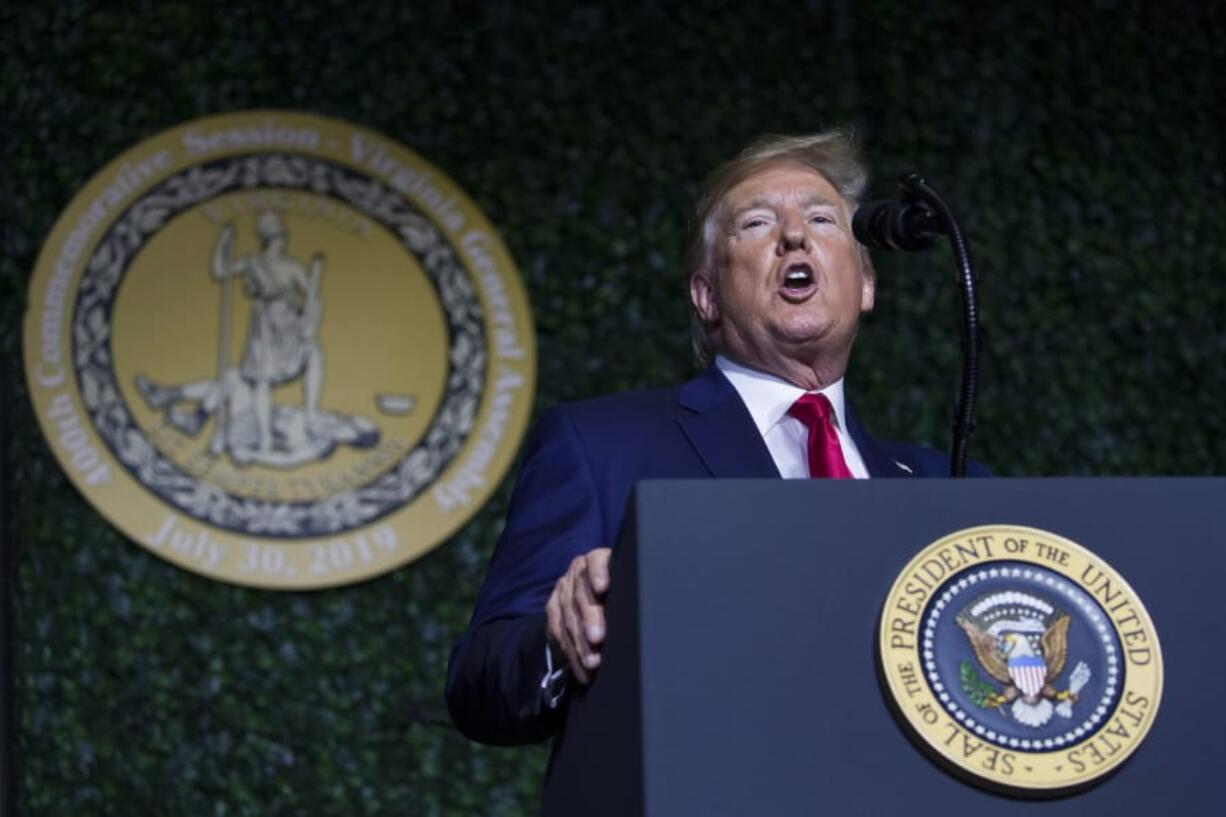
top-left (715, 355), bottom-right (850, 436)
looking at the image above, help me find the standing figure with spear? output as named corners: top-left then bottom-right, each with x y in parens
top-left (137, 211), bottom-right (329, 468)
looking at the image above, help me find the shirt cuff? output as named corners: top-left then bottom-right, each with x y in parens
top-left (541, 641), bottom-right (567, 709)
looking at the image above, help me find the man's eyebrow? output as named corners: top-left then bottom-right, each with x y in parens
top-left (728, 194), bottom-right (842, 219)
top-left (798, 193), bottom-right (841, 209)
top-left (726, 198), bottom-right (775, 218)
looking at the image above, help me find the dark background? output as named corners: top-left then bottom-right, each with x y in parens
top-left (2, 1), bottom-right (1223, 814)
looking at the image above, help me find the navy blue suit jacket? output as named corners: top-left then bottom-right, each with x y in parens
top-left (445, 365), bottom-right (985, 745)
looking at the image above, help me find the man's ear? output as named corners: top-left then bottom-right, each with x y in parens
top-left (859, 248), bottom-right (876, 314)
top-left (690, 272), bottom-right (719, 323)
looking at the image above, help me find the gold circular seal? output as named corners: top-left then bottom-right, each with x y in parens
top-left (878, 525), bottom-right (1162, 795)
top-left (23, 111), bottom-right (536, 589)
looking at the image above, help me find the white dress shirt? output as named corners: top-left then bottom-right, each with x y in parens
top-left (715, 355), bottom-right (869, 479)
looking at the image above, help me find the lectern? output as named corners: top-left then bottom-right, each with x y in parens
top-left (542, 478), bottom-right (1224, 815)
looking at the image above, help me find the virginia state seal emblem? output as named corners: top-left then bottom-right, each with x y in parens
top-left (23, 111), bottom-right (536, 588)
top-left (879, 525), bottom-right (1163, 794)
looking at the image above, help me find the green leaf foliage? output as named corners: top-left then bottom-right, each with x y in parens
top-left (959, 660), bottom-right (1000, 709)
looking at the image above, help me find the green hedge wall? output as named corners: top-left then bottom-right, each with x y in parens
top-left (3, 1), bottom-right (1223, 814)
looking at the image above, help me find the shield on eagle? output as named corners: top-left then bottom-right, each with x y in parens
top-left (1008, 652), bottom-right (1047, 698)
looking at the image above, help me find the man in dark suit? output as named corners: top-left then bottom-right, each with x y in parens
top-left (446, 130), bottom-right (985, 746)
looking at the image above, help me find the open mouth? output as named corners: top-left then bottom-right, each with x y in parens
top-left (779, 262), bottom-right (817, 301)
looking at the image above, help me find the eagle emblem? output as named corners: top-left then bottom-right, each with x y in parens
top-left (956, 591), bottom-right (1092, 727)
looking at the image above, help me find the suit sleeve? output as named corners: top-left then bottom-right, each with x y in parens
top-left (445, 405), bottom-right (605, 745)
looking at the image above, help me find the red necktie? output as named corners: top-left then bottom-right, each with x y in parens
top-left (787, 393), bottom-right (853, 479)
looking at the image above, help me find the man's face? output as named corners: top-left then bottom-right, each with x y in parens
top-left (690, 162), bottom-right (875, 381)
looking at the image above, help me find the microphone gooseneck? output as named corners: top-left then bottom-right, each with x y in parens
top-left (855, 173), bottom-right (981, 478)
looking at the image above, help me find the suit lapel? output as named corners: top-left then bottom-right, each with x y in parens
top-left (845, 403), bottom-right (915, 478)
top-left (676, 365), bottom-right (919, 480)
top-left (676, 366), bottom-right (780, 478)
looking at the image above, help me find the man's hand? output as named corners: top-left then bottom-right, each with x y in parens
top-left (545, 548), bottom-right (611, 685)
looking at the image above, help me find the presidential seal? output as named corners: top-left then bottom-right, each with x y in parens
top-left (23, 111), bottom-right (536, 588)
top-left (878, 525), bottom-right (1162, 795)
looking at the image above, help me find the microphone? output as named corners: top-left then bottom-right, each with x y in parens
top-left (850, 171), bottom-right (982, 476)
top-left (852, 196), bottom-right (943, 252)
